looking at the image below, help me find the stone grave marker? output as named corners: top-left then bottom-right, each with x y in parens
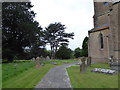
top-left (32, 57), bottom-right (36, 61)
top-left (87, 57), bottom-right (91, 67)
top-left (108, 56), bottom-right (120, 71)
top-left (35, 57), bottom-right (41, 68)
top-left (46, 56), bottom-right (50, 61)
top-left (61, 61), bottom-right (68, 63)
top-left (40, 56), bottom-right (45, 66)
top-left (91, 68), bottom-right (117, 75)
top-left (80, 57), bottom-right (87, 73)
top-left (50, 62), bottom-right (58, 65)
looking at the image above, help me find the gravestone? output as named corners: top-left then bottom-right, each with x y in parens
top-left (87, 57), bottom-right (91, 67)
top-left (35, 57), bottom-right (41, 68)
top-left (50, 62), bottom-right (58, 65)
top-left (108, 56), bottom-right (120, 72)
top-left (91, 68), bottom-right (116, 75)
top-left (46, 56), bottom-right (50, 61)
top-left (80, 57), bottom-right (87, 73)
top-left (32, 57), bottom-right (35, 61)
top-left (110, 62), bottom-right (120, 72)
top-left (61, 61), bottom-right (68, 63)
top-left (40, 56), bottom-right (44, 61)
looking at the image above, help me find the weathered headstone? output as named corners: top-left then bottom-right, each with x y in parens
top-left (91, 68), bottom-right (117, 75)
top-left (35, 57), bottom-right (41, 68)
top-left (40, 56), bottom-right (44, 61)
top-left (80, 57), bottom-right (87, 73)
top-left (108, 56), bottom-right (114, 66)
top-left (87, 57), bottom-right (91, 67)
top-left (32, 57), bottom-right (35, 61)
top-left (50, 62), bottom-right (58, 65)
top-left (46, 56), bottom-right (50, 61)
top-left (108, 56), bottom-right (120, 72)
top-left (110, 62), bottom-right (120, 72)
top-left (61, 61), bottom-right (68, 63)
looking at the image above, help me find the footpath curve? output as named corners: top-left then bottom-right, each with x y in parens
top-left (35, 63), bottom-right (79, 88)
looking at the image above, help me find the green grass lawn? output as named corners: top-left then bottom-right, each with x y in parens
top-left (2, 59), bottom-right (78, 88)
top-left (67, 63), bottom-right (118, 88)
top-left (0, 64), bottom-right (2, 89)
top-left (2, 61), bottom-right (36, 81)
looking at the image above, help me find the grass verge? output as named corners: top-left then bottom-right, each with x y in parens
top-left (67, 63), bottom-right (118, 88)
top-left (2, 59), bottom-right (78, 88)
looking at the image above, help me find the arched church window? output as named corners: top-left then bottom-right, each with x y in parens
top-left (99, 33), bottom-right (104, 49)
top-left (103, 2), bottom-right (109, 6)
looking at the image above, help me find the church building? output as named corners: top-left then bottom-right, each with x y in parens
top-left (88, 1), bottom-right (120, 63)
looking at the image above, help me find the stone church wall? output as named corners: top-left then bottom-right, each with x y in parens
top-left (88, 29), bottom-right (110, 63)
top-left (88, 1), bottom-right (120, 63)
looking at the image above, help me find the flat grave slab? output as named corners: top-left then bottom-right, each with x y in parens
top-left (50, 62), bottom-right (58, 65)
top-left (91, 68), bottom-right (117, 75)
top-left (61, 61), bottom-right (68, 63)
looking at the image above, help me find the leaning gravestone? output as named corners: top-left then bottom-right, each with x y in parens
top-left (80, 57), bottom-right (87, 73)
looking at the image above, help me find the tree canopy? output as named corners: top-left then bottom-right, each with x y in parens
top-left (74, 47), bottom-right (81, 58)
top-left (56, 45), bottom-right (73, 59)
top-left (2, 2), bottom-right (44, 61)
top-left (81, 36), bottom-right (88, 57)
top-left (44, 22), bottom-right (74, 59)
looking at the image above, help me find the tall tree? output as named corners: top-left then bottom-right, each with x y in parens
top-left (56, 45), bottom-right (73, 59)
top-left (81, 36), bottom-right (88, 57)
top-left (44, 22), bottom-right (74, 59)
top-left (2, 2), bottom-right (44, 62)
top-left (74, 47), bottom-right (81, 58)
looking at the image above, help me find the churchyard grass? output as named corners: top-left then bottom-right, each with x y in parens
top-left (0, 64), bottom-right (2, 89)
top-left (67, 63), bottom-right (118, 88)
top-left (2, 61), bottom-right (36, 81)
top-left (2, 59), bottom-right (78, 88)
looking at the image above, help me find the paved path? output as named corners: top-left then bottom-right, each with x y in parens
top-left (35, 63), bottom-right (79, 88)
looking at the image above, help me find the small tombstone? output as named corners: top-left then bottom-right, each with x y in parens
top-left (46, 56), bottom-right (50, 61)
top-left (87, 57), bottom-right (91, 67)
top-left (32, 57), bottom-right (36, 61)
top-left (61, 61), bottom-right (68, 63)
top-left (108, 56), bottom-right (114, 66)
top-left (80, 57), bottom-right (87, 73)
top-left (40, 56), bottom-right (44, 61)
top-left (36, 57), bottom-right (41, 68)
top-left (40, 56), bottom-right (45, 65)
top-left (50, 62), bottom-right (58, 65)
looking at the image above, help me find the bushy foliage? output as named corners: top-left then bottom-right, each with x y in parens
top-left (56, 45), bottom-right (73, 59)
top-left (74, 47), bottom-right (81, 58)
top-left (81, 36), bottom-right (88, 57)
top-left (44, 22), bottom-right (74, 59)
top-left (2, 2), bottom-right (44, 62)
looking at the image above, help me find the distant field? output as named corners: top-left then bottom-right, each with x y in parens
top-left (2, 59), bottom-right (78, 88)
top-left (67, 63), bottom-right (118, 88)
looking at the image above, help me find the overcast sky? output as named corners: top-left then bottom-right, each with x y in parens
top-left (30, 0), bottom-right (94, 50)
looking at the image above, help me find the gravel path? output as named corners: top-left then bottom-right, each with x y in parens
top-left (35, 62), bottom-right (79, 89)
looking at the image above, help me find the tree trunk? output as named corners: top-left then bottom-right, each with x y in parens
top-left (51, 46), bottom-right (53, 59)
